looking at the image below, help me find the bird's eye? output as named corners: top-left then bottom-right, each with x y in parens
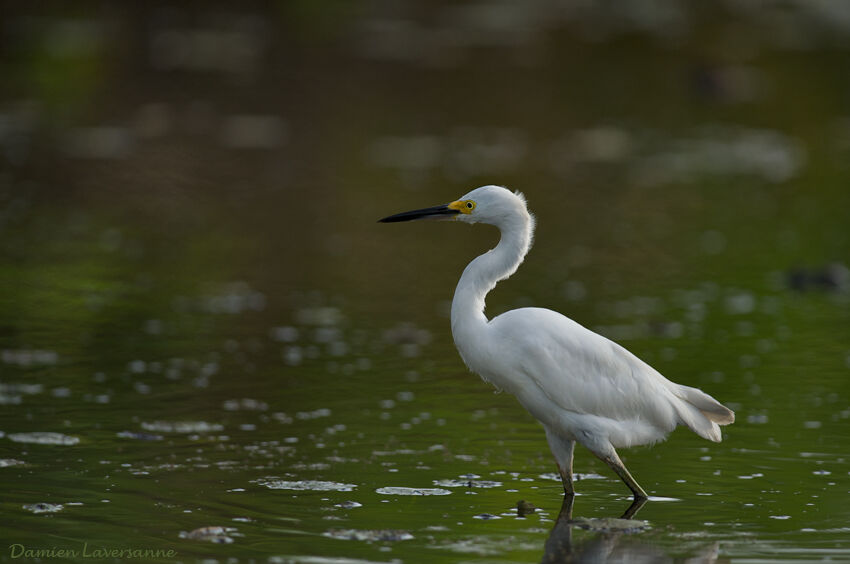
top-left (466, 202), bottom-right (475, 210)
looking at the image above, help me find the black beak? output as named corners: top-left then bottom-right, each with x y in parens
top-left (378, 204), bottom-right (459, 223)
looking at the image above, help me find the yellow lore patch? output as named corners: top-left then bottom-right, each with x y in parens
top-left (448, 200), bottom-right (476, 214)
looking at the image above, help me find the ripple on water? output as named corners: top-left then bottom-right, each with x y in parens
top-left (116, 431), bottom-right (163, 441)
top-left (0, 459), bottom-right (26, 467)
top-left (179, 526), bottom-right (238, 543)
top-left (273, 558), bottom-right (401, 564)
top-left (473, 513), bottom-right (500, 520)
top-left (432, 537), bottom-right (540, 556)
top-left (1, 349), bottom-right (58, 366)
top-left (433, 478), bottom-right (502, 489)
top-left (570, 517), bottom-right (650, 533)
top-left (375, 486), bottom-right (452, 496)
top-left (256, 479), bottom-right (357, 492)
top-left (8, 432), bottom-right (79, 446)
top-left (322, 529), bottom-right (413, 542)
top-left (140, 421), bottom-right (224, 433)
top-left (646, 496), bottom-right (681, 502)
top-left (295, 408), bottom-right (332, 420)
top-left (222, 398), bottom-right (268, 411)
top-left (539, 472), bottom-right (606, 481)
top-left (0, 382), bottom-right (43, 395)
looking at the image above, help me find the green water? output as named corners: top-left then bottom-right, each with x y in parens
top-left (2, 3), bottom-right (850, 562)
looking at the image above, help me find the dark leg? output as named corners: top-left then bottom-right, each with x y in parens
top-left (595, 448), bottom-right (648, 500)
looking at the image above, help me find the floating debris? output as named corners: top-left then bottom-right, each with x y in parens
top-left (473, 513), bottom-right (500, 520)
top-left (179, 526), bottom-right (237, 543)
top-left (516, 500), bottom-right (537, 517)
top-left (23, 503), bottom-right (64, 514)
top-left (375, 486), bottom-right (452, 496)
top-left (786, 263), bottom-right (850, 293)
top-left (140, 421), bottom-right (224, 433)
top-left (323, 529), bottom-right (413, 542)
top-left (257, 480), bottom-right (357, 492)
top-left (8, 432), bottom-right (79, 446)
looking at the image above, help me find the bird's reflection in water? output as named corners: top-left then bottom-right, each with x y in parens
top-left (541, 496), bottom-right (721, 564)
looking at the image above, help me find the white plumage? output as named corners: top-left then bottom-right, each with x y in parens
top-left (380, 185), bottom-right (734, 499)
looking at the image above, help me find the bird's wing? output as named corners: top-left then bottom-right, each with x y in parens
top-left (488, 308), bottom-right (676, 424)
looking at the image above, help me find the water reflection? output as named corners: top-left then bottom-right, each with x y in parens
top-left (542, 496), bottom-right (718, 564)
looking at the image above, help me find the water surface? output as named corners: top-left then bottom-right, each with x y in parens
top-left (1, 3), bottom-right (850, 562)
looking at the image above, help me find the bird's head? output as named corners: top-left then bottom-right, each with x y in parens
top-left (379, 185), bottom-right (532, 229)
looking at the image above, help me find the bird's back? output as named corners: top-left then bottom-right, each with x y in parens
top-left (462, 307), bottom-right (732, 449)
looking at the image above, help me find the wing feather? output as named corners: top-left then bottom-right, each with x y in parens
top-left (489, 307), bottom-right (679, 428)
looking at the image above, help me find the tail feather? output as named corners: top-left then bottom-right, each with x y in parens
top-left (675, 401), bottom-right (723, 442)
top-left (670, 384), bottom-right (735, 443)
top-left (676, 384), bottom-right (735, 425)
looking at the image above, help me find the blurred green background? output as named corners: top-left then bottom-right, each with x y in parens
top-left (1, 2), bottom-right (849, 562)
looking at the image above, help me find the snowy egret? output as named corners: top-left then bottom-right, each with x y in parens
top-left (379, 185), bottom-right (734, 500)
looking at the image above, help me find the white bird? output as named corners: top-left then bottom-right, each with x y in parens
top-left (380, 185), bottom-right (734, 500)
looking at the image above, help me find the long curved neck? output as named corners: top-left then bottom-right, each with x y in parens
top-left (451, 213), bottom-right (533, 340)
